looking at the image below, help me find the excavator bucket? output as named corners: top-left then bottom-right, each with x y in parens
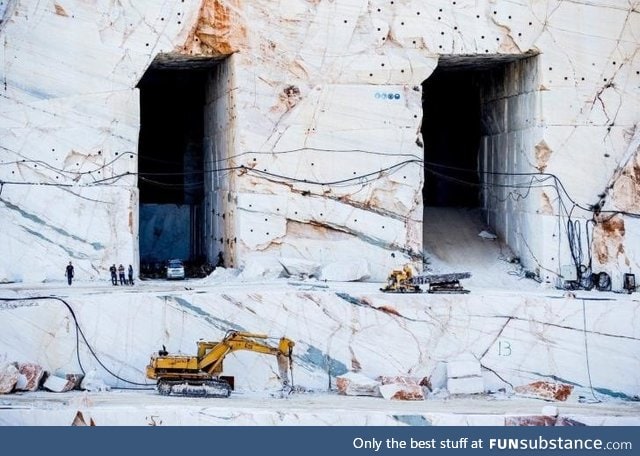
top-left (277, 351), bottom-right (295, 395)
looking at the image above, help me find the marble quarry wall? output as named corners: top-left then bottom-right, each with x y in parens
top-left (479, 57), bottom-right (544, 275)
top-left (1, 0), bottom-right (640, 283)
top-left (1, 288), bottom-right (639, 398)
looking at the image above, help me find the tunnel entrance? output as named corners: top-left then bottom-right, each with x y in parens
top-left (137, 58), bottom-right (220, 275)
top-left (422, 67), bottom-right (481, 207)
top-left (421, 54), bottom-right (538, 285)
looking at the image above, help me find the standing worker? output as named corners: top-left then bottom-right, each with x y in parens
top-left (65, 261), bottom-right (74, 286)
top-left (127, 264), bottom-right (134, 286)
top-left (118, 264), bottom-right (126, 285)
top-left (109, 264), bottom-right (118, 285)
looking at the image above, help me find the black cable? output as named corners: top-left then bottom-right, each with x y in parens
top-left (246, 159), bottom-right (422, 186)
top-left (0, 296), bottom-right (153, 388)
top-left (567, 219), bottom-right (583, 275)
top-left (581, 299), bottom-right (602, 403)
top-left (0, 180), bottom-right (74, 188)
top-left (87, 159), bottom-right (424, 187)
top-left (425, 160), bottom-right (640, 218)
top-left (0, 146), bottom-right (135, 180)
top-left (5, 149), bottom-right (640, 221)
top-left (1, 146), bottom-right (422, 180)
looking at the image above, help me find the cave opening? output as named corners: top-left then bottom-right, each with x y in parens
top-left (422, 66), bottom-right (482, 208)
top-left (137, 59), bottom-right (219, 275)
top-left (421, 54), bottom-right (538, 280)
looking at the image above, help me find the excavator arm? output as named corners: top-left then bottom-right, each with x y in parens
top-left (197, 331), bottom-right (294, 384)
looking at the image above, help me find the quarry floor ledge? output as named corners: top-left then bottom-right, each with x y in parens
top-left (1, 390), bottom-right (640, 416)
top-left (1, 278), bottom-right (639, 302)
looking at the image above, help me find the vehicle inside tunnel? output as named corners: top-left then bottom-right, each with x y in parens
top-left (137, 60), bottom-right (214, 273)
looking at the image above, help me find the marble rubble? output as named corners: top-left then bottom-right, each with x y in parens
top-left (515, 381), bottom-right (575, 402)
top-left (0, 363), bottom-right (19, 393)
top-left (336, 371), bottom-right (381, 397)
top-left (17, 362), bottom-right (45, 392)
top-left (378, 376), bottom-right (426, 401)
top-left (43, 373), bottom-right (83, 393)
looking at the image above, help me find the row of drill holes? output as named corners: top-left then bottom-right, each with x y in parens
top-left (549, 66), bottom-right (627, 82)
top-left (374, 10), bottom-right (532, 33)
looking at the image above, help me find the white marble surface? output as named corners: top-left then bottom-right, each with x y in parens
top-left (1, 1), bottom-right (639, 285)
top-left (0, 280), bottom-right (638, 400)
top-left (0, 279), bottom-right (639, 424)
top-left (1, 389), bottom-right (639, 426)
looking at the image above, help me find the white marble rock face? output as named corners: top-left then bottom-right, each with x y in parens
top-left (1, 2), bottom-right (640, 428)
top-left (0, 287), bottom-right (638, 400)
top-left (0, 1), bottom-right (638, 282)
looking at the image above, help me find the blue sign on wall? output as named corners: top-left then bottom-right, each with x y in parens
top-left (375, 92), bottom-right (402, 100)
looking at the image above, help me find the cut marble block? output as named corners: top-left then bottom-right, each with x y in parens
top-left (336, 372), bottom-right (380, 397)
top-left (447, 355), bottom-right (482, 379)
top-left (447, 376), bottom-right (485, 395)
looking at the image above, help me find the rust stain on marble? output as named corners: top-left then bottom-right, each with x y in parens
top-left (611, 162), bottom-right (640, 213)
top-left (54, 3), bottom-right (68, 17)
top-left (593, 215), bottom-right (626, 265)
top-left (534, 140), bottom-right (552, 173)
top-left (181, 0), bottom-right (246, 56)
top-left (269, 84), bottom-right (302, 115)
top-left (540, 192), bottom-right (553, 214)
top-left (514, 381), bottom-right (573, 401)
top-left (377, 305), bottom-right (402, 317)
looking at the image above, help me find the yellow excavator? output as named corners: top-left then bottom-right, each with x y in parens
top-left (146, 330), bottom-right (295, 397)
top-left (380, 264), bottom-right (422, 293)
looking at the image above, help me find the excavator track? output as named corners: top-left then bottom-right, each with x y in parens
top-left (157, 379), bottom-right (231, 398)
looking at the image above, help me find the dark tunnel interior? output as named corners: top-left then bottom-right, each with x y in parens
top-left (137, 67), bottom-right (209, 269)
top-left (137, 68), bottom-right (207, 205)
top-left (422, 68), bottom-right (482, 207)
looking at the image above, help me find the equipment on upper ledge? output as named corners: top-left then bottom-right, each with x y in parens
top-left (380, 265), bottom-right (421, 293)
top-left (381, 265), bottom-right (471, 294)
top-left (416, 272), bottom-right (472, 294)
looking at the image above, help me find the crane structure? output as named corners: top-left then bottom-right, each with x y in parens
top-left (381, 265), bottom-right (471, 294)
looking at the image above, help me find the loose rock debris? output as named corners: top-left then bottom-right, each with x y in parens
top-left (0, 361), bottom-right (86, 394)
top-left (336, 372), bottom-right (430, 400)
top-left (71, 410), bottom-right (96, 426)
top-left (0, 364), bottom-right (19, 393)
top-left (379, 376), bottom-right (425, 401)
top-left (505, 415), bottom-right (585, 426)
top-left (44, 373), bottom-right (84, 393)
top-left (514, 381), bottom-right (574, 401)
top-left (336, 372), bottom-right (380, 397)
top-left (18, 363), bottom-right (45, 391)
